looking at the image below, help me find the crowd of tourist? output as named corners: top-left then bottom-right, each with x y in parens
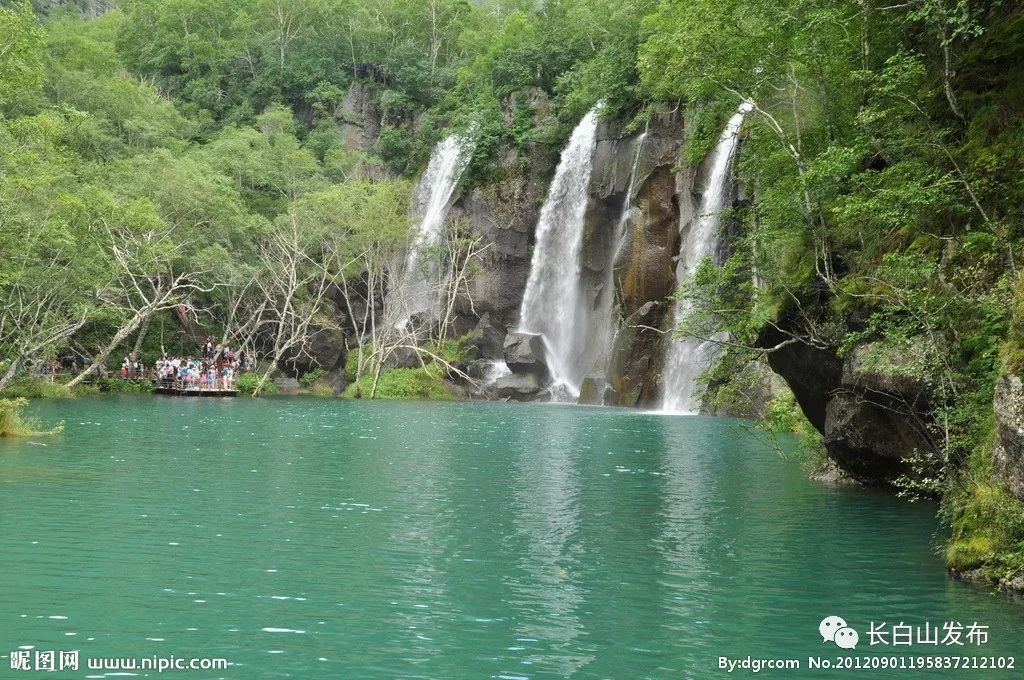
top-left (117, 338), bottom-right (253, 390)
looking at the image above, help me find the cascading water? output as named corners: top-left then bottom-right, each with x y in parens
top-left (517, 107), bottom-right (601, 401)
top-left (661, 103), bottom-right (752, 413)
top-left (590, 126), bottom-right (648, 402)
top-left (390, 133), bottom-right (473, 328)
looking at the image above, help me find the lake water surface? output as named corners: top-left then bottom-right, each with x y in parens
top-left (0, 396), bottom-right (1020, 678)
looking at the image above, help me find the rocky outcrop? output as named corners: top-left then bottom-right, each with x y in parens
top-left (761, 326), bottom-right (934, 484)
top-left (446, 90), bottom-right (557, 335)
top-left (824, 344), bottom-right (934, 481)
top-left (589, 109), bottom-right (686, 407)
top-left (994, 373), bottom-right (1024, 501)
top-left (277, 326), bottom-right (347, 379)
top-left (38, 0), bottom-right (112, 18)
top-left (336, 81), bottom-right (381, 153)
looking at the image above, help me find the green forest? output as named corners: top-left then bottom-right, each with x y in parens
top-left (1, 0), bottom-right (1023, 589)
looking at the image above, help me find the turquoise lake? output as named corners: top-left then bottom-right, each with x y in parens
top-left (0, 396), bottom-right (1020, 678)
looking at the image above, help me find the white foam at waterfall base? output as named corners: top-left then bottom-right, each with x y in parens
top-left (661, 103), bottom-right (752, 413)
top-left (390, 133), bottom-right (473, 328)
top-left (517, 107), bottom-right (601, 401)
top-left (482, 360), bottom-right (511, 385)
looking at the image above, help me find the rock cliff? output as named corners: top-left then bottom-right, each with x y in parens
top-left (994, 374), bottom-right (1024, 502)
top-left (760, 322), bottom-right (935, 484)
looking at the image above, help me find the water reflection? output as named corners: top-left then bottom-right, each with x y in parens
top-left (0, 398), bottom-right (1020, 679)
top-left (506, 406), bottom-right (587, 675)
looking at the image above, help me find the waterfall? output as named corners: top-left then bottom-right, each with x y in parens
top-left (390, 133), bottom-right (473, 328)
top-left (661, 103), bottom-right (751, 413)
top-left (592, 127), bottom-right (649, 403)
top-left (517, 107), bottom-right (601, 401)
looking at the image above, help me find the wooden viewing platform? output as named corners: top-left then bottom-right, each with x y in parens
top-left (154, 380), bottom-right (238, 397)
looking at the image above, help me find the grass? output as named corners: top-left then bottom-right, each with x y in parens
top-left (343, 364), bottom-right (455, 401)
top-left (307, 382), bottom-right (335, 397)
top-left (0, 398), bottom-right (64, 437)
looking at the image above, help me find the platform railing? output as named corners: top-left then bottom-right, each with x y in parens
top-left (156, 376), bottom-right (236, 392)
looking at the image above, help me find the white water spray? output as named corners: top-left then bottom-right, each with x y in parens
top-left (391, 133), bottom-right (473, 328)
top-left (661, 103), bottom-right (751, 413)
top-left (517, 108), bottom-right (601, 401)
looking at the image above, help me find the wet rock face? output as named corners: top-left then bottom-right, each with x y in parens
top-left (606, 301), bottom-right (669, 407)
top-left (594, 110), bottom-right (685, 408)
top-left (994, 374), bottom-right (1024, 501)
top-left (450, 143), bottom-right (555, 332)
top-left (617, 165), bottom-right (680, 318)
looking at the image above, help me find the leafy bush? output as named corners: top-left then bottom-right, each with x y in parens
top-left (0, 378), bottom-right (73, 400)
top-left (0, 397), bottom-right (64, 437)
top-left (423, 337), bottom-right (475, 365)
top-left (299, 367), bottom-right (326, 388)
top-left (344, 351), bottom-right (361, 382)
top-left (761, 393), bottom-right (826, 468)
top-left (343, 365), bottom-right (454, 401)
top-left (376, 126), bottom-right (412, 174)
top-left (235, 372), bottom-right (278, 396)
top-left (102, 378), bottom-right (154, 393)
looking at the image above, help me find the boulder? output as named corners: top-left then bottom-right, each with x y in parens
top-left (278, 326), bottom-right (346, 378)
top-left (809, 459), bottom-right (863, 487)
top-left (493, 373), bottom-right (542, 401)
top-left (993, 374), bottom-right (1024, 501)
top-left (503, 332), bottom-right (547, 377)
top-left (273, 376), bottom-right (300, 394)
top-left (823, 391), bottom-right (928, 481)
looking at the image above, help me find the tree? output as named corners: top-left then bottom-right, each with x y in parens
top-left (66, 200), bottom-right (215, 387)
top-left (0, 1), bottom-right (43, 111)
